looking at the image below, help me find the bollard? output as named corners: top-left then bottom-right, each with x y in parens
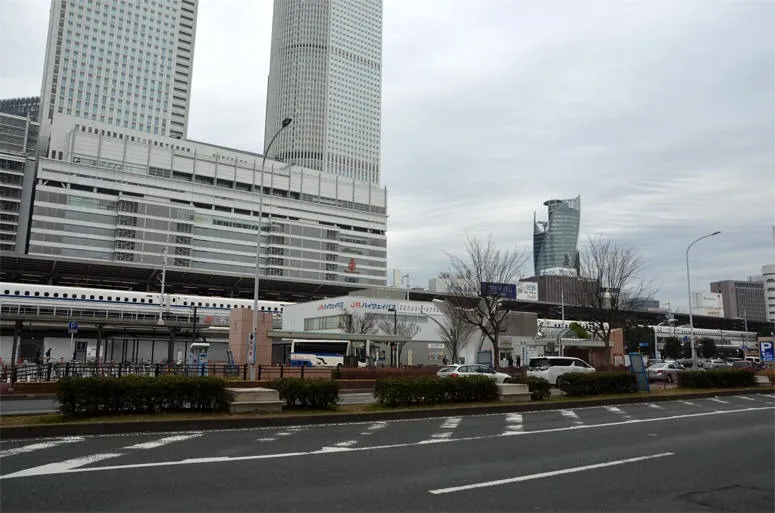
top-left (243, 364), bottom-right (247, 381)
top-left (258, 364), bottom-right (262, 381)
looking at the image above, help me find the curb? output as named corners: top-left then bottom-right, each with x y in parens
top-left (0, 394), bottom-right (58, 402)
top-left (2, 387), bottom-right (772, 440)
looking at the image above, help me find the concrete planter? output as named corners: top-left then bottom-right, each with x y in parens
top-left (495, 383), bottom-right (531, 402)
top-left (226, 387), bottom-right (283, 413)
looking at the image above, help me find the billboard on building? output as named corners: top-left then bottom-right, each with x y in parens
top-left (481, 282), bottom-right (517, 299)
top-left (517, 281), bottom-right (538, 302)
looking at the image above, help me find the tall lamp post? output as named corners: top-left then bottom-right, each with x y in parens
top-left (686, 231), bottom-right (721, 368)
top-left (252, 118), bottom-right (292, 344)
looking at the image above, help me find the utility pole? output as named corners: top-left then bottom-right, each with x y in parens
top-left (158, 247), bottom-right (167, 325)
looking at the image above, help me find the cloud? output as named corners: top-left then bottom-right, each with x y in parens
top-left (1, 0), bottom-right (773, 313)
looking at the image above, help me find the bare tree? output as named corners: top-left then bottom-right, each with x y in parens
top-left (574, 237), bottom-right (652, 345)
top-left (446, 233), bottom-right (528, 367)
top-left (339, 311), bottom-right (379, 335)
top-left (378, 316), bottom-right (420, 365)
top-left (425, 301), bottom-right (476, 364)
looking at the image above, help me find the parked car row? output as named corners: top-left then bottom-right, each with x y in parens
top-left (435, 356), bottom-right (599, 386)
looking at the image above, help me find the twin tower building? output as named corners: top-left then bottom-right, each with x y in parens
top-left (7, 0), bottom-right (388, 288)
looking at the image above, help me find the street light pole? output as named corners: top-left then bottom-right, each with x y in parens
top-left (158, 247), bottom-right (167, 326)
top-left (252, 118), bottom-right (292, 342)
top-left (685, 231), bottom-right (721, 368)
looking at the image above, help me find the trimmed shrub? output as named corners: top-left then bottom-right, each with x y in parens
top-left (557, 371), bottom-right (637, 397)
top-left (57, 376), bottom-right (228, 417)
top-left (373, 376), bottom-right (497, 407)
top-left (505, 375), bottom-right (551, 400)
top-left (678, 369), bottom-right (757, 389)
top-left (269, 378), bottom-right (340, 409)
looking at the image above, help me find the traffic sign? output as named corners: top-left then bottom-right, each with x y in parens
top-left (68, 321), bottom-right (78, 334)
top-left (760, 341), bottom-right (774, 362)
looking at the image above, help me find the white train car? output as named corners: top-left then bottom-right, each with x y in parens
top-left (0, 282), bottom-right (291, 317)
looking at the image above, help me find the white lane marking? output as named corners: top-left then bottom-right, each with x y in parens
top-left (441, 417), bottom-right (462, 430)
top-left (646, 403), bottom-right (662, 409)
top-left (2, 453), bottom-right (123, 479)
top-left (124, 434), bottom-right (202, 450)
top-left (560, 410), bottom-right (583, 425)
top-left (275, 432), bottom-right (294, 437)
top-left (431, 432), bottom-right (453, 440)
top-left (256, 438), bottom-right (276, 442)
top-left (334, 440), bottom-right (357, 447)
top-left (736, 396), bottom-right (756, 401)
top-left (0, 437), bottom-right (83, 459)
top-left (504, 413), bottom-right (523, 433)
top-left (1, 407), bottom-right (770, 480)
top-left (428, 452), bottom-right (675, 495)
top-left (679, 400), bottom-right (696, 406)
top-left (708, 398), bottom-right (729, 404)
top-left (361, 421), bottom-right (388, 436)
top-left (604, 406), bottom-right (632, 419)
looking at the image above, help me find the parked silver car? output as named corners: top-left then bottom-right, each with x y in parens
top-left (646, 362), bottom-right (683, 383)
top-left (436, 364), bottom-right (512, 383)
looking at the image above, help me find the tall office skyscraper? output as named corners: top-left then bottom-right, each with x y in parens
top-left (533, 195), bottom-right (581, 276)
top-left (38, 0), bottom-right (198, 139)
top-left (265, 0), bottom-right (383, 184)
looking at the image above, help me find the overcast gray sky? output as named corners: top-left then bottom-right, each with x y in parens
top-left (1, 0), bottom-right (773, 313)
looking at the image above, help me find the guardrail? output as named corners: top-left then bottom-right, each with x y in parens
top-left (1, 362), bottom-right (333, 384)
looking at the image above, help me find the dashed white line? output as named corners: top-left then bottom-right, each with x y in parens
top-left (736, 396), bottom-right (756, 401)
top-left (679, 400), bottom-right (697, 406)
top-left (708, 398), bottom-right (730, 404)
top-left (431, 432), bottom-right (453, 440)
top-left (646, 403), bottom-right (662, 409)
top-left (124, 434), bottom-right (202, 450)
top-left (0, 437), bottom-right (83, 459)
top-left (334, 440), bottom-right (358, 448)
top-left (361, 421), bottom-right (388, 436)
top-left (256, 438), bottom-right (276, 442)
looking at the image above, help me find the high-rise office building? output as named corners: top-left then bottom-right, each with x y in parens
top-left (264, 0), bottom-right (383, 184)
top-left (533, 195), bottom-right (581, 276)
top-left (0, 97), bottom-right (40, 121)
top-left (710, 279), bottom-right (767, 322)
top-left (38, 0), bottom-right (197, 140)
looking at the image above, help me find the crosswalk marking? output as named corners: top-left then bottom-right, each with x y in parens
top-left (334, 440), bottom-right (357, 447)
top-left (679, 400), bottom-right (696, 406)
top-left (441, 417), bottom-right (462, 430)
top-left (124, 434), bottom-right (202, 450)
top-left (560, 410), bottom-right (583, 425)
top-left (0, 437), bottom-right (83, 459)
top-left (604, 406), bottom-right (632, 419)
top-left (736, 396), bottom-right (756, 401)
top-left (646, 403), bottom-right (662, 409)
top-left (708, 398), bottom-right (729, 404)
top-left (504, 413), bottom-right (524, 433)
top-left (361, 421), bottom-right (387, 436)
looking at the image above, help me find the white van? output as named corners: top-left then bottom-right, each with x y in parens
top-left (744, 356), bottom-right (761, 365)
top-left (527, 356), bottom-right (596, 385)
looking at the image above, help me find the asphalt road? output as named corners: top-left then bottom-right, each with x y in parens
top-left (0, 392), bottom-right (375, 416)
top-left (1, 393), bottom-right (773, 512)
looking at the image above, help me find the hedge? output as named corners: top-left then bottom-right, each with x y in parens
top-left (57, 375), bottom-right (228, 417)
top-left (678, 369), bottom-right (757, 388)
top-left (373, 376), bottom-right (497, 407)
top-left (269, 378), bottom-right (340, 409)
top-left (557, 371), bottom-right (637, 397)
top-left (506, 375), bottom-right (551, 400)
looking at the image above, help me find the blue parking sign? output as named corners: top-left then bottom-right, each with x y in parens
top-left (760, 341), bottom-right (775, 362)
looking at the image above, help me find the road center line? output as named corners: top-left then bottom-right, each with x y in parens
top-left (428, 452), bottom-right (675, 495)
top-left (1, 406), bottom-right (770, 480)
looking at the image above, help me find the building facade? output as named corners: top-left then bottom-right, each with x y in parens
top-left (22, 114), bottom-right (388, 286)
top-left (38, 0), bottom-right (197, 140)
top-left (0, 97), bottom-right (40, 121)
top-left (0, 112), bottom-right (39, 252)
top-left (762, 264), bottom-right (775, 323)
top-left (264, 0), bottom-right (383, 183)
top-left (533, 195), bottom-right (581, 276)
top-left (710, 279), bottom-right (767, 322)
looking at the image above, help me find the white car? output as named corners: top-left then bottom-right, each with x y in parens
top-left (436, 364), bottom-right (512, 383)
top-left (526, 356), bottom-right (596, 385)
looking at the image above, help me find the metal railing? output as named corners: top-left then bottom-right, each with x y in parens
top-left (2, 362), bottom-right (333, 383)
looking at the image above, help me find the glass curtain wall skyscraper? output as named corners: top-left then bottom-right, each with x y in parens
top-left (533, 195), bottom-right (581, 276)
top-left (264, 0), bottom-right (383, 184)
top-left (38, 0), bottom-right (198, 140)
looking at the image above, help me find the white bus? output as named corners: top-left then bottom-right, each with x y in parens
top-left (289, 340), bottom-right (351, 367)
